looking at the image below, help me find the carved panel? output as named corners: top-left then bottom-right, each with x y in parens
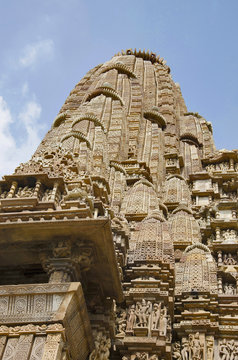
top-left (42, 334), bottom-right (63, 360)
top-left (2, 338), bottom-right (19, 360)
top-left (30, 336), bottom-right (46, 360)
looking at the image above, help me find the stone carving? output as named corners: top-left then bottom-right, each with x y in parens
top-left (219, 339), bottom-right (238, 360)
top-left (189, 332), bottom-right (202, 360)
top-left (2, 337), bottom-right (18, 360)
top-left (116, 309), bottom-right (127, 336)
top-left (181, 338), bottom-right (189, 360)
top-left (42, 189), bottom-right (53, 202)
top-left (89, 332), bottom-right (111, 360)
top-left (151, 303), bottom-right (161, 330)
top-left (0, 323), bottom-right (64, 335)
top-left (42, 333), bottom-right (63, 360)
top-left (126, 305), bottom-right (137, 331)
top-left (173, 334), bottom-right (204, 360)
top-left (125, 300), bottom-right (168, 336)
top-left (1, 50), bottom-right (238, 360)
top-left (222, 230), bottom-right (237, 243)
top-left (14, 186), bottom-right (34, 198)
top-left (223, 253), bottom-right (237, 265)
top-left (30, 336), bottom-right (46, 360)
top-left (122, 353), bottom-right (158, 360)
top-left (206, 336), bottom-right (214, 360)
top-left (223, 283), bottom-right (236, 295)
top-left (172, 342), bottom-right (182, 360)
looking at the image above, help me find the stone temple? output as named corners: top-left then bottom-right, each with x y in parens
top-left (0, 48), bottom-right (237, 360)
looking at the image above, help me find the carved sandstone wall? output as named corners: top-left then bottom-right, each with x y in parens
top-left (0, 49), bottom-right (237, 360)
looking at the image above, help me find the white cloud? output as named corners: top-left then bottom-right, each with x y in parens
top-left (0, 96), bottom-right (42, 178)
top-left (19, 39), bottom-right (54, 68)
top-left (21, 82), bottom-right (29, 97)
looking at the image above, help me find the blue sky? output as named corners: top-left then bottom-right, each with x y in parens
top-left (0, 0), bottom-right (237, 176)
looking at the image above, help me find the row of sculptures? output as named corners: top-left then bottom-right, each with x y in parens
top-left (173, 336), bottom-right (238, 360)
top-left (0, 186), bottom-right (54, 201)
top-left (223, 283), bottom-right (236, 295)
top-left (205, 162), bottom-right (238, 173)
top-left (117, 300), bottom-right (168, 336)
top-left (122, 353), bottom-right (159, 360)
top-left (172, 333), bottom-right (212, 360)
top-left (218, 252), bottom-right (237, 266)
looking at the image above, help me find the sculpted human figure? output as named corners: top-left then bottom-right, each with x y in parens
top-left (228, 340), bottom-right (235, 360)
top-left (159, 306), bottom-right (167, 336)
top-left (151, 303), bottom-right (161, 329)
top-left (206, 336), bottom-right (214, 360)
top-left (233, 342), bottom-right (238, 360)
top-left (89, 333), bottom-right (102, 360)
top-left (190, 333), bottom-right (201, 360)
top-left (224, 283), bottom-right (229, 294)
top-left (138, 299), bottom-right (150, 327)
top-left (220, 339), bottom-right (229, 360)
top-left (134, 352), bottom-right (147, 360)
top-left (21, 186), bottom-right (34, 197)
top-left (126, 305), bottom-right (137, 331)
top-left (117, 310), bottom-right (127, 336)
top-left (15, 187), bottom-right (23, 198)
top-left (181, 338), bottom-right (189, 360)
top-left (227, 284), bottom-right (235, 295)
top-left (101, 337), bottom-right (111, 360)
top-left (172, 342), bottom-right (182, 360)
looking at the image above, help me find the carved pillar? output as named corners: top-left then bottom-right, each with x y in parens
top-left (41, 333), bottom-right (64, 360)
top-left (33, 179), bottom-right (42, 197)
top-left (216, 227), bottom-right (220, 241)
top-left (51, 182), bottom-right (59, 202)
top-left (217, 251), bottom-right (222, 266)
top-left (40, 240), bottom-right (92, 283)
top-left (94, 208), bottom-right (99, 219)
top-left (48, 265), bottom-right (72, 283)
top-left (218, 277), bottom-right (223, 294)
top-left (7, 181), bottom-right (18, 198)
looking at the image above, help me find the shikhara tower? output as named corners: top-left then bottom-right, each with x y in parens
top-left (0, 49), bottom-right (237, 360)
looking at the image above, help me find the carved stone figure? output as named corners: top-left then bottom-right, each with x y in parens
top-left (189, 333), bottom-right (202, 360)
top-left (159, 307), bottom-right (167, 336)
top-left (116, 310), bottom-right (127, 336)
top-left (89, 333), bottom-right (111, 360)
top-left (206, 336), bottom-right (214, 360)
top-left (220, 339), bottom-right (229, 360)
top-left (224, 283), bottom-right (235, 295)
top-left (126, 305), bottom-right (137, 331)
top-left (172, 342), bottom-right (182, 360)
top-left (151, 303), bottom-right (161, 329)
top-left (137, 299), bottom-right (151, 327)
top-left (181, 338), bottom-right (189, 360)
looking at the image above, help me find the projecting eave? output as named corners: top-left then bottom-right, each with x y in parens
top-left (0, 217), bottom-right (124, 302)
